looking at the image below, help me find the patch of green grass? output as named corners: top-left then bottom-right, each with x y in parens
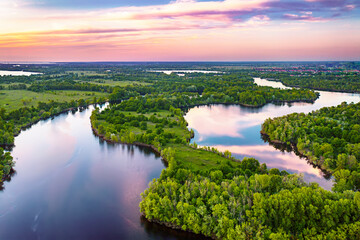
top-left (167, 143), bottom-right (240, 171)
top-left (0, 83), bottom-right (31, 88)
top-left (65, 71), bottom-right (107, 76)
top-left (120, 110), bottom-right (172, 118)
top-left (80, 79), bottom-right (151, 87)
top-left (0, 90), bottom-right (108, 111)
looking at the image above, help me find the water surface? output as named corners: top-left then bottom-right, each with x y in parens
top-left (0, 70), bottom-right (42, 76)
top-left (185, 78), bottom-right (360, 190)
top-left (0, 105), bottom-right (203, 240)
top-left (148, 70), bottom-right (222, 75)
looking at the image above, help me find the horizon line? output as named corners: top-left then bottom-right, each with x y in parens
top-left (1, 60), bottom-right (360, 64)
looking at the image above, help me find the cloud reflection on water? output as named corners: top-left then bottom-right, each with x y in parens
top-left (213, 144), bottom-right (333, 190)
top-left (184, 79), bottom-right (360, 190)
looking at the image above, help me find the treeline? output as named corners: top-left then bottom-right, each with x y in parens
top-left (262, 102), bottom-right (360, 192)
top-left (147, 74), bottom-right (319, 107)
top-left (1, 99), bottom-right (92, 145)
top-left (257, 72), bottom-right (360, 93)
top-left (28, 80), bottom-right (112, 92)
top-left (0, 148), bottom-right (14, 182)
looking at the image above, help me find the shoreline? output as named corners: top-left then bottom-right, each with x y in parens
top-left (259, 78), bottom-right (360, 94)
top-left (142, 214), bottom-right (216, 240)
top-left (181, 97), bottom-right (318, 111)
top-left (260, 131), bottom-right (332, 177)
top-left (4, 102), bottom-right (107, 149)
top-left (0, 102), bottom-right (106, 183)
top-left (90, 121), bottom-right (167, 162)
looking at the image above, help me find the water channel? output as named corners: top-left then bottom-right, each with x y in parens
top-left (184, 78), bottom-right (360, 190)
top-left (0, 70), bottom-right (42, 76)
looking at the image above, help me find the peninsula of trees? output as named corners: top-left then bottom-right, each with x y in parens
top-left (262, 102), bottom-right (360, 192)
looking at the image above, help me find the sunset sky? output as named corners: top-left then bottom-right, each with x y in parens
top-left (0, 0), bottom-right (359, 61)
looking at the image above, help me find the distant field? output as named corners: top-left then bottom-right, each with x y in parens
top-left (65, 71), bottom-right (107, 76)
top-left (78, 79), bottom-right (151, 87)
top-left (0, 90), bottom-right (108, 111)
top-left (0, 83), bottom-right (31, 88)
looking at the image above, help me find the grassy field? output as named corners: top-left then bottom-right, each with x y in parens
top-left (0, 90), bottom-right (108, 111)
top-left (65, 71), bottom-right (107, 76)
top-left (79, 79), bottom-right (151, 87)
top-left (168, 143), bottom-right (240, 171)
top-left (0, 83), bottom-right (31, 88)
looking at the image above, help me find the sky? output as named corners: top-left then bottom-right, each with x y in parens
top-left (0, 0), bottom-right (359, 61)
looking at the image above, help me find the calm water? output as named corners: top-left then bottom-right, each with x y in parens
top-left (148, 70), bottom-right (222, 75)
top-left (0, 105), bottom-right (204, 240)
top-left (185, 78), bottom-right (360, 190)
top-left (0, 70), bottom-right (42, 76)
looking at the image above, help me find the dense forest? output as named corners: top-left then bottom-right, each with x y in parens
top-left (262, 102), bottom-right (360, 192)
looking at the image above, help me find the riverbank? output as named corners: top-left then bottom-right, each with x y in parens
top-left (143, 215), bottom-right (217, 240)
top-left (91, 123), bottom-right (165, 160)
top-left (261, 78), bottom-right (360, 94)
top-left (1, 107), bottom-right (77, 149)
top-left (260, 131), bottom-right (332, 177)
top-left (0, 101), bottom-right (107, 184)
top-left (179, 97), bottom-right (318, 110)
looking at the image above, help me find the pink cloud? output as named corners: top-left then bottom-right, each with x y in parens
top-left (283, 13), bottom-right (328, 22)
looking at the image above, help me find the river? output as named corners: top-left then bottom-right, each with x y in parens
top-left (0, 105), bottom-right (204, 240)
top-left (148, 70), bottom-right (222, 76)
top-left (184, 78), bottom-right (360, 190)
top-left (0, 70), bottom-right (42, 76)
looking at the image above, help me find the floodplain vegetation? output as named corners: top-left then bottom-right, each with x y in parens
top-left (92, 95), bottom-right (360, 239)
